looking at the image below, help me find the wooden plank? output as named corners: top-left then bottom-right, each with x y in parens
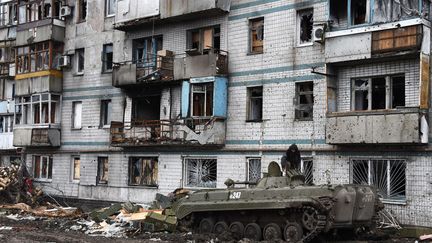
top-left (420, 53), bottom-right (430, 109)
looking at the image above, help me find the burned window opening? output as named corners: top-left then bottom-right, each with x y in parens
top-left (186, 26), bottom-right (220, 53)
top-left (329, 0), bottom-right (348, 28)
top-left (100, 99), bottom-right (112, 127)
top-left (131, 96), bottom-right (160, 123)
top-left (128, 157), bottom-right (158, 187)
top-left (247, 86), bottom-right (263, 122)
top-left (97, 157), bottom-right (108, 184)
top-left (298, 9), bottom-right (313, 44)
top-left (247, 158), bottom-right (261, 183)
top-left (295, 81), bottom-right (314, 120)
top-left (352, 0), bottom-right (369, 25)
top-left (185, 158), bottom-right (217, 188)
top-left (352, 159), bottom-right (406, 202)
top-left (249, 18), bottom-right (264, 54)
top-left (78, 0), bottom-right (87, 22)
top-left (352, 75), bottom-right (405, 111)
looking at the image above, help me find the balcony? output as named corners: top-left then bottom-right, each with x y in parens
top-left (113, 51), bottom-right (174, 87)
top-left (325, 21), bottom-right (424, 63)
top-left (174, 51), bottom-right (228, 80)
top-left (114, 0), bottom-right (231, 30)
top-left (110, 118), bottom-right (226, 147)
top-left (326, 108), bottom-right (428, 145)
top-left (16, 18), bottom-right (65, 46)
top-left (13, 125), bottom-right (61, 147)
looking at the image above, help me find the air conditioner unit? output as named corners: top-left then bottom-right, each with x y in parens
top-left (60, 6), bottom-right (72, 18)
top-left (312, 24), bottom-right (326, 43)
top-left (58, 55), bottom-right (70, 68)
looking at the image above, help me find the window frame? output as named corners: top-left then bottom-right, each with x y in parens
top-left (190, 82), bottom-right (214, 118)
top-left (71, 156), bottom-right (80, 182)
top-left (296, 8), bottom-right (314, 46)
top-left (75, 48), bottom-right (85, 75)
top-left (14, 93), bottom-right (61, 125)
top-left (16, 41), bottom-right (62, 74)
top-left (105, 0), bottom-right (116, 17)
top-left (72, 101), bottom-right (82, 129)
top-left (97, 156), bottom-right (108, 185)
top-left (350, 158), bottom-right (407, 204)
top-left (300, 158), bottom-right (314, 185)
top-left (295, 81), bottom-right (314, 121)
top-left (77, 0), bottom-right (87, 23)
top-left (102, 43), bottom-right (113, 73)
top-left (248, 17), bottom-right (264, 54)
top-left (128, 157), bottom-right (158, 187)
top-left (246, 86), bottom-right (263, 122)
top-left (100, 99), bottom-right (112, 128)
top-left (33, 155), bottom-right (53, 181)
top-left (246, 157), bottom-right (261, 184)
top-left (183, 157), bottom-right (217, 189)
top-left (186, 25), bottom-right (220, 53)
top-left (351, 74), bottom-right (406, 111)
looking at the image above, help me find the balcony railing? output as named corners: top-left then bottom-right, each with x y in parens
top-left (113, 52), bottom-right (174, 87)
top-left (174, 50), bottom-right (228, 80)
top-left (326, 108), bottom-right (428, 144)
top-left (110, 117), bottom-right (226, 146)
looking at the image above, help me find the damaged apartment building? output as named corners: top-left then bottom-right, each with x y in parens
top-left (1, 0), bottom-right (432, 228)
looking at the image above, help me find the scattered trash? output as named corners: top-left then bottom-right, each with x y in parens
top-left (0, 226), bottom-right (12, 231)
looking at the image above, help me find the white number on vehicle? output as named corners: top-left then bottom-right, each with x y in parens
top-left (229, 191), bottom-right (241, 200)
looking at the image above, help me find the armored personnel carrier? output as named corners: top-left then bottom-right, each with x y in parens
top-left (173, 162), bottom-right (382, 242)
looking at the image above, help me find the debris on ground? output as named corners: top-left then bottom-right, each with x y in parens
top-left (377, 209), bottom-right (402, 230)
top-left (420, 234), bottom-right (432, 241)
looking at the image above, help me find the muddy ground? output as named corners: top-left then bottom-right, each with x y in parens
top-left (0, 214), bottom-right (417, 243)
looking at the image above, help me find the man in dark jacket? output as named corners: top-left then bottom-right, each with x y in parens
top-left (281, 144), bottom-right (301, 173)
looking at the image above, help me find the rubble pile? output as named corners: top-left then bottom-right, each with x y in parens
top-left (0, 164), bottom-right (43, 205)
top-left (0, 164), bottom-right (19, 191)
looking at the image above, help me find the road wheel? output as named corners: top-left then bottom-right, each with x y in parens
top-left (199, 218), bottom-right (215, 234)
top-left (284, 222), bottom-right (303, 242)
top-left (229, 221), bottom-right (244, 240)
top-left (213, 221), bottom-right (229, 235)
top-left (244, 223), bottom-right (262, 241)
top-left (263, 223), bottom-right (282, 240)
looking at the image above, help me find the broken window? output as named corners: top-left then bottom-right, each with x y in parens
top-left (100, 99), bottom-right (112, 127)
top-left (0, 1), bottom-right (17, 26)
top-left (133, 36), bottom-right (162, 68)
top-left (352, 75), bottom-right (405, 111)
top-left (191, 82), bottom-right (213, 117)
top-left (132, 96), bottom-right (160, 123)
top-left (249, 18), bottom-right (264, 54)
top-left (301, 159), bottom-right (313, 185)
top-left (72, 156), bottom-right (80, 181)
top-left (329, 0), bottom-right (348, 29)
top-left (77, 0), bottom-right (87, 22)
top-left (0, 116), bottom-right (12, 133)
top-left (295, 81), bottom-right (314, 120)
top-left (16, 41), bottom-right (62, 74)
top-left (185, 158), bottom-right (217, 188)
top-left (351, 0), bottom-right (369, 25)
top-left (186, 26), bottom-right (220, 53)
top-left (102, 44), bottom-right (113, 72)
top-left (33, 155), bottom-right (53, 180)
top-left (128, 157), bottom-right (158, 186)
top-left (297, 9), bottom-right (313, 45)
top-left (97, 157), bottom-right (108, 184)
top-left (72, 101), bottom-right (82, 129)
top-left (247, 86), bottom-right (263, 122)
top-left (247, 158), bottom-right (261, 183)
top-left (105, 0), bottom-right (116, 17)
top-left (352, 159), bottom-right (406, 202)
top-left (18, 0), bottom-right (54, 24)
top-left (75, 48), bottom-right (85, 74)
top-left (15, 94), bottom-right (60, 125)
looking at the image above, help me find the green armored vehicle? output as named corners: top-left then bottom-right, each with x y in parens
top-left (173, 162), bottom-right (382, 242)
